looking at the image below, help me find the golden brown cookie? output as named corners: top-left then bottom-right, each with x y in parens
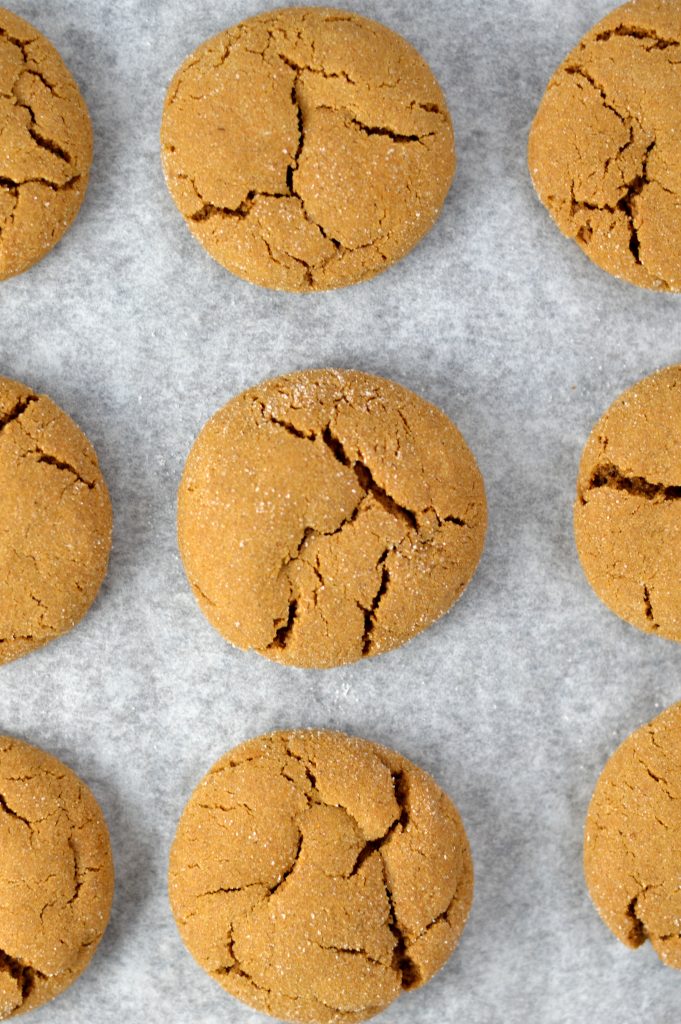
top-left (528, 0), bottom-right (681, 291)
top-left (178, 369), bottom-right (486, 669)
top-left (160, 7), bottom-right (455, 291)
top-left (0, 735), bottom-right (114, 1018)
top-left (575, 364), bottom-right (681, 641)
top-left (169, 729), bottom-right (473, 1023)
top-left (584, 702), bottom-right (681, 967)
top-left (0, 8), bottom-right (92, 280)
top-left (0, 376), bottom-right (112, 665)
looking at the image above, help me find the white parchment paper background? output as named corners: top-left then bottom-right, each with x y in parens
top-left (1, 1), bottom-right (680, 1021)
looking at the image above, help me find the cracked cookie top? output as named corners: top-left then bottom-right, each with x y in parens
top-left (528, 0), bottom-right (681, 291)
top-left (169, 729), bottom-right (473, 1024)
top-left (585, 702), bottom-right (681, 968)
top-left (160, 6), bottom-right (455, 292)
top-left (0, 735), bottom-right (114, 1019)
top-left (0, 8), bottom-right (92, 280)
top-left (575, 364), bottom-right (681, 641)
top-left (0, 376), bottom-right (112, 666)
top-left (177, 369), bottom-right (487, 669)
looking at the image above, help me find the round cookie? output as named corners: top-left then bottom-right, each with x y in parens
top-left (161, 7), bottom-right (455, 291)
top-left (575, 364), bottom-right (681, 642)
top-left (584, 702), bottom-right (681, 967)
top-left (0, 376), bottom-right (112, 665)
top-left (0, 8), bottom-right (92, 280)
top-left (0, 735), bottom-right (114, 1018)
top-left (169, 729), bottom-right (473, 1024)
top-left (528, 0), bottom-right (681, 291)
top-left (178, 369), bottom-right (487, 669)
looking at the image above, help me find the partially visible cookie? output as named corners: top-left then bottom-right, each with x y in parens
top-left (0, 376), bottom-right (112, 664)
top-left (169, 729), bottom-right (473, 1023)
top-left (178, 369), bottom-right (487, 669)
top-left (0, 7), bottom-right (92, 279)
top-left (529, 0), bottom-right (681, 291)
top-left (0, 735), bottom-right (114, 1018)
top-left (585, 702), bottom-right (681, 967)
top-left (575, 364), bottom-right (681, 641)
top-left (161, 6), bottom-right (455, 291)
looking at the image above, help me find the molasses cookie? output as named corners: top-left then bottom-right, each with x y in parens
top-left (585, 702), bottom-right (681, 967)
top-left (0, 376), bottom-right (112, 665)
top-left (575, 364), bottom-right (681, 641)
top-left (169, 729), bottom-right (473, 1023)
top-left (178, 369), bottom-right (487, 669)
top-left (529, 0), bottom-right (681, 291)
top-left (161, 7), bottom-right (455, 291)
top-left (0, 735), bottom-right (114, 1018)
top-left (0, 8), bottom-right (92, 279)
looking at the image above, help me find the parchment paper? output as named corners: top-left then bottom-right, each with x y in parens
top-left (2, 2), bottom-right (680, 1022)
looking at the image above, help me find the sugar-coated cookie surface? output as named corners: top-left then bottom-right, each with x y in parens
top-left (0, 377), bottom-right (112, 665)
top-left (575, 364), bottom-right (681, 642)
top-left (0, 7), bottom-right (92, 279)
top-left (529, 0), bottom-right (681, 291)
top-left (169, 729), bottom-right (473, 1024)
top-left (161, 6), bottom-right (455, 291)
top-left (585, 703), bottom-right (681, 967)
top-left (0, 736), bottom-right (114, 1018)
top-left (178, 369), bottom-right (487, 669)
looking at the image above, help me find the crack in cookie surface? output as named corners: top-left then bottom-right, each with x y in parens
top-left (582, 461), bottom-right (681, 503)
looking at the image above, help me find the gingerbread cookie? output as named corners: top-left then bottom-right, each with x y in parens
top-left (178, 369), bottom-right (487, 669)
top-left (0, 735), bottom-right (114, 1018)
top-left (585, 702), bottom-right (681, 967)
top-left (169, 729), bottom-right (473, 1023)
top-left (0, 8), bottom-right (92, 279)
top-left (161, 7), bottom-right (455, 291)
top-left (575, 364), bottom-right (681, 641)
top-left (0, 376), bottom-right (112, 665)
top-left (529, 0), bottom-right (681, 291)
